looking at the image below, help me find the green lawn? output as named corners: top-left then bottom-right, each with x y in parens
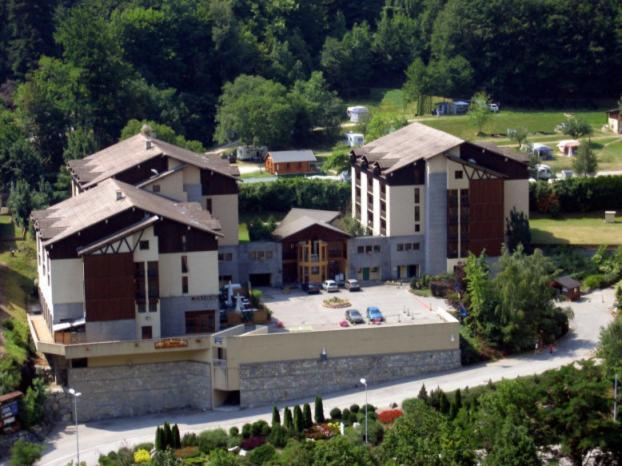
top-left (530, 213), bottom-right (622, 245)
top-left (238, 223), bottom-right (250, 243)
top-left (0, 215), bottom-right (37, 321)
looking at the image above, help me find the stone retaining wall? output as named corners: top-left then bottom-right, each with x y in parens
top-left (238, 349), bottom-right (460, 408)
top-left (68, 361), bottom-right (212, 421)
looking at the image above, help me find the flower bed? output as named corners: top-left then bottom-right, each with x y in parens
top-left (304, 422), bottom-right (341, 440)
top-left (322, 297), bottom-right (351, 308)
top-left (377, 409), bottom-right (404, 424)
top-left (241, 436), bottom-right (265, 450)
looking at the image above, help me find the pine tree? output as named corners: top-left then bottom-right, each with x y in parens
top-left (314, 396), bottom-right (325, 423)
top-left (172, 424), bottom-right (181, 449)
top-left (284, 406), bottom-right (294, 431)
top-left (163, 422), bottom-right (172, 449)
top-left (155, 426), bottom-right (163, 451)
top-left (293, 405), bottom-right (304, 433)
top-left (272, 405), bottom-right (281, 426)
top-left (302, 403), bottom-right (313, 428)
top-left (417, 384), bottom-right (429, 404)
top-left (439, 391), bottom-right (450, 414)
top-left (454, 388), bottom-right (462, 411)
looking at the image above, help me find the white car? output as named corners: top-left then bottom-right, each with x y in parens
top-left (322, 280), bottom-right (339, 292)
top-left (488, 103), bottom-right (500, 112)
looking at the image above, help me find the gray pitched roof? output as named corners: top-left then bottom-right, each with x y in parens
top-left (272, 208), bottom-right (349, 240)
top-left (32, 178), bottom-right (222, 245)
top-left (268, 150), bottom-right (317, 163)
top-left (356, 122), bottom-right (462, 174)
top-left (67, 133), bottom-right (239, 188)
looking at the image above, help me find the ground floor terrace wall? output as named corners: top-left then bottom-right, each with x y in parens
top-left (67, 360), bottom-right (212, 421)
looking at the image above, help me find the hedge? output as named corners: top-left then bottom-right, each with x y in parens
top-left (239, 178), bottom-right (349, 213)
top-left (530, 176), bottom-right (622, 214)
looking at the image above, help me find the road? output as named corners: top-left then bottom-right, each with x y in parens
top-left (38, 288), bottom-right (615, 466)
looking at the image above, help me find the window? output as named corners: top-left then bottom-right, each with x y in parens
top-left (141, 326), bottom-right (152, 339)
top-left (365, 245), bottom-right (372, 253)
top-left (181, 235), bottom-right (187, 252)
top-left (149, 301), bottom-right (158, 312)
top-left (181, 255), bottom-right (188, 273)
top-left (182, 276), bottom-right (189, 294)
top-left (373, 245), bottom-right (380, 253)
top-left (185, 310), bottom-right (215, 334)
top-left (455, 170), bottom-right (463, 179)
top-left (415, 206), bottom-right (420, 222)
top-left (147, 261), bottom-right (159, 307)
top-left (414, 188), bottom-right (420, 204)
top-left (249, 251), bottom-right (257, 260)
top-left (139, 240), bottom-right (149, 250)
top-left (413, 242), bottom-right (420, 250)
top-left (311, 266), bottom-right (320, 274)
top-left (397, 244), bottom-right (404, 252)
top-left (257, 251), bottom-right (265, 260)
top-left (135, 262), bottom-right (146, 311)
top-left (153, 184), bottom-right (160, 193)
top-left (405, 243), bottom-right (412, 251)
top-left (357, 246), bottom-right (364, 254)
top-left (205, 198), bottom-right (212, 212)
top-left (266, 251), bottom-right (273, 259)
top-left (415, 224), bottom-right (420, 232)
top-left (218, 253), bottom-right (233, 261)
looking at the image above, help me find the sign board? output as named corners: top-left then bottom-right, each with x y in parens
top-left (154, 338), bottom-right (188, 350)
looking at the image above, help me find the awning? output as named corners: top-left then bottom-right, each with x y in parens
top-left (53, 317), bottom-right (85, 332)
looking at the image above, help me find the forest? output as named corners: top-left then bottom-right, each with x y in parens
top-left (0, 0), bottom-right (621, 210)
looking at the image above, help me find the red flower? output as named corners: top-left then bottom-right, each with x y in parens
top-left (378, 409), bottom-right (404, 424)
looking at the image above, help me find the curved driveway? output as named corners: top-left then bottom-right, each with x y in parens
top-left (38, 288), bottom-right (615, 466)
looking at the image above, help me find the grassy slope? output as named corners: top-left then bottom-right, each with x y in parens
top-left (0, 215), bottom-right (36, 322)
top-left (530, 213), bottom-right (622, 245)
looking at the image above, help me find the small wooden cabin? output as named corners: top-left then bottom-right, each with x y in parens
top-left (552, 275), bottom-right (581, 302)
top-left (264, 150), bottom-right (317, 175)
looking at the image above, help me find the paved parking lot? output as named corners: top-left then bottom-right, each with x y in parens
top-left (259, 284), bottom-right (447, 331)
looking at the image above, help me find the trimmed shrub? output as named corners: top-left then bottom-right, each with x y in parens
top-left (284, 407), bottom-right (294, 431)
top-left (252, 419), bottom-right (271, 437)
top-left (267, 424), bottom-right (289, 448)
top-left (302, 403), bottom-right (313, 429)
top-left (198, 428), bottom-right (229, 453)
top-left (377, 409), bottom-right (404, 424)
top-left (181, 433), bottom-right (198, 447)
top-left (228, 426), bottom-right (239, 437)
top-left (349, 404), bottom-right (360, 414)
top-left (133, 442), bottom-right (155, 452)
top-left (227, 435), bottom-right (242, 449)
top-left (530, 176), bottom-right (622, 214)
top-left (314, 396), bottom-right (325, 424)
top-left (172, 424), bottom-right (181, 449)
top-left (329, 407), bottom-right (342, 420)
top-left (342, 408), bottom-right (351, 425)
top-left (272, 405), bottom-right (281, 426)
top-left (133, 449), bottom-right (151, 464)
top-left (361, 403), bottom-right (376, 413)
top-left (248, 444), bottom-right (276, 465)
top-left (242, 423), bottom-right (252, 439)
top-left (293, 405), bottom-right (304, 433)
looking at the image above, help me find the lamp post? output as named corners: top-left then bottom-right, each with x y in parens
top-left (360, 378), bottom-right (368, 444)
top-left (68, 388), bottom-right (82, 465)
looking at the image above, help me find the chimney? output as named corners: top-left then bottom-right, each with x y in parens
top-left (115, 190), bottom-right (124, 201)
top-left (146, 138), bottom-right (153, 150)
top-left (141, 123), bottom-right (153, 150)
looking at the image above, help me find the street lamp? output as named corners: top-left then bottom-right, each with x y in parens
top-left (68, 388), bottom-right (82, 465)
top-left (360, 378), bottom-right (368, 444)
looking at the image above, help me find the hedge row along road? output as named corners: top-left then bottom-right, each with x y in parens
top-left (40, 288), bottom-right (615, 466)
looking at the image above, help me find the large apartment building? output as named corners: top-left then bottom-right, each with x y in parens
top-left (350, 122), bottom-right (529, 276)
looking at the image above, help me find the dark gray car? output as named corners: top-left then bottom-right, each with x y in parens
top-left (345, 309), bottom-right (365, 324)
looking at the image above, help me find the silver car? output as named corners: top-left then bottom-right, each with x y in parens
top-left (322, 280), bottom-right (339, 292)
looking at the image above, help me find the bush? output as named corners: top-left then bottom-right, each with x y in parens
top-left (242, 423), bottom-right (252, 439)
top-left (530, 176), bottom-right (622, 214)
top-left (377, 409), bottom-right (404, 424)
top-left (133, 449), bottom-right (151, 464)
top-left (228, 426), bottom-right (239, 437)
top-left (181, 433), bottom-right (198, 447)
top-left (10, 440), bottom-right (43, 466)
top-left (349, 404), bottom-right (360, 414)
top-left (329, 407), bottom-right (342, 420)
top-left (267, 424), bottom-right (289, 448)
top-left (20, 377), bottom-right (46, 427)
top-left (227, 435), bottom-right (242, 449)
top-left (252, 419), bottom-right (271, 437)
top-left (361, 403), bottom-right (376, 413)
top-left (248, 444), bottom-right (276, 465)
top-left (342, 408), bottom-right (352, 425)
top-left (583, 274), bottom-right (607, 290)
top-left (366, 420), bottom-right (385, 445)
top-left (241, 436), bottom-right (265, 451)
top-left (134, 442), bottom-right (155, 452)
top-left (198, 428), bottom-right (229, 453)
top-left (314, 396), bottom-right (325, 424)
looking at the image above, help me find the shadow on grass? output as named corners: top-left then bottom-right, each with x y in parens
top-left (530, 228), bottom-right (571, 246)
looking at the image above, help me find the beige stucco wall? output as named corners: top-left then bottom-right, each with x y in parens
top-left (226, 321), bottom-right (459, 369)
top-left (360, 171), bottom-right (369, 228)
top-left (351, 167), bottom-right (357, 218)
top-left (208, 194), bottom-right (239, 246)
top-left (142, 170), bottom-right (187, 202)
top-left (504, 179), bottom-right (529, 221)
top-left (446, 159), bottom-right (470, 190)
top-left (386, 185), bottom-right (416, 236)
top-left (50, 259), bottom-right (84, 305)
top-left (183, 165), bottom-right (201, 185)
top-left (87, 348), bottom-right (211, 367)
top-left (608, 116), bottom-right (620, 134)
top-left (427, 153), bottom-right (448, 174)
top-left (159, 251), bottom-right (219, 297)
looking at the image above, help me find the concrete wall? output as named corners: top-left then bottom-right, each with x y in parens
top-left (347, 236), bottom-right (425, 281)
top-left (386, 185), bottom-right (415, 236)
top-left (160, 295), bottom-right (220, 337)
top-left (424, 164), bottom-right (448, 275)
top-left (372, 177), bottom-right (381, 235)
top-left (218, 242), bottom-right (283, 286)
top-left (86, 319), bottom-right (136, 342)
top-left (142, 170), bottom-right (187, 202)
top-left (504, 179), bottom-right (529, 221)
top-left (68, 361), bottom-right (212, 421)
top-left (239, 349), bottom-right (460, 408)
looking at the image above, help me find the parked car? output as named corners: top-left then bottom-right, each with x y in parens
top-left (303, 282), bottom-right (321, 294)
top-left (322, 280), bottom-right (339, 292)
top-left (366, 306), bottom-right (384, 322)
top-left (345, 309), bottom-right (365, 325)
top-left (488, 103), bottom-right (500, 112)
top-left (558, 169), bottom-right (574, 180)
top-left (345, 278), bottom-right (361, 291)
